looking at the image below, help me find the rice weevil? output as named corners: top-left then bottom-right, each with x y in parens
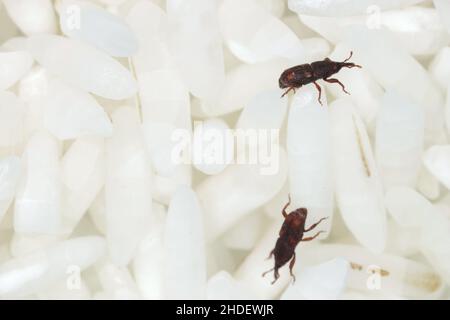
top-left (278, 51), bottom-right (362, 105)
top-left (262, 195), bottom-right (328, 284)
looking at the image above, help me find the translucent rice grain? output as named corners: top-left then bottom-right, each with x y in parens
top-left (234, 223), bottom-right (291, 299)
top-left (375, 91), bottom-right (424, 188)
top-left (446, 86), bottom-right (450, 137)
top-left (59, 0), bottom-right (138, 57)
top-left (387, 223), bottom-right (420, 256)
top-left (384, 187), bottom-right (431, 229)
top-left (0, 50), bottom-right (33, 91)
top-left (17, 66), bottom-right (49, 103)
top-left (10, 233), bottom-right (61, 258)
top-left (151, 165), bottom-right (192, 206)
top-left (133, 232), bottom-right (164, 299)
top-left (96, 0), bottom-right (128, 6)
top-left (416, 165), bottom-right (441, 200)
top-left (96, 259), bottom-right (141, 299)
top-left (281, 258), bottom-right (349, 300)
top-left (434, 0), bottom-right (450, 34)
top-left (43, 79), bottom-right (113, 140)
top-left (378, 8), bottom-right (448, 55)
top-left (430, 48), bottom-right (450, 93)
top-left (206, 241), bottom-right (238, 277)
top-left (236, 90), bottom-right (288, 131)
top-left (302, 37), bottom-right (331, 61)
top-left (423, 145), bottom-right (450, 191)
top-left (299, 7), bottom-right (448, 56)
top-left (0, 157), bottom-right (22, 224)
top-left (223, 211), bottom-right (265, 251)
top-left (166, 0), bottom-right (225, 100)
top-left (282, 14), bottom-right (318, 39)
top-left (0, 244), bottom-right (10, 264)
top-left (299, 244), bottom-right (444, 299)
top-left (0, 91), bottom-right (25, 148)
top-left (196, 148), bottom-right (288, 240)
top-left (164, 186), bottom-right (206, 299)
top-left (262, 183), bottom-right (290, 219)
top-left (0, 236), bottom-right (106, 298)
top-left (219, 0), bottom-right (304, 64)
top-left (330, 99), bottom-right (387, 253)
top-left (327, 44), bottom-right (383, 130)
top-left (419, 207), bottom-right (450, 284)
top-left (60, 137), bottom-right (105, 235)
top-left (26, 35), bottom-right (137, 100)
top-left (207, 271), bottom-right (253, 300)
top-left (0, 208), bottom-right (13, 231)
top-left (14, 131), bottom-right (62, 235)
top-left (345, 27), bottom-right (445, 144)
top-left (192, 59), bottom-right (289, 117)
top-left (258, 0), bottom-right (285, 18)
top-left (0, 5), bottom-right (19, 43)
top-left (437, 194), bottom-right (450, 216)
top-left (132, 206), bottom-right (165, 299)
top-left (37, 278), bottom-right (91, 300)
top-left (17, 66), bottom-right (48, 137)
top-left (287, 87), bottom-right (333, 238)
top-left (192, 118), bottom-right (234, 175)
top-left (141, 122), bottom-right (192, 205)
top-left (288, 0), bottom-right (427, 17)
top-left (3, 0), bottom-right (57, 35)
top-left (88, 190), bottom-right (106, 235)
top-left (105, 107), bottom-right (152, 266)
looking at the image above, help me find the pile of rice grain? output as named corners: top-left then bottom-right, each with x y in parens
top-left (0, 0), bottom-right (449, 300)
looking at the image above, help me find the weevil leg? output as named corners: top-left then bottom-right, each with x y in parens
top-left (282, 194), bottom-right (291, 218)
top-left (289, 253), bottom-right (296, 283)
top-left (324, 78), bottom-right (350, 95)
top-left (262, 267), bottom-right (274, 278)
top-left (271, 268), bottom-right (280, 285)
top-left (281, 87), bottom-right (296, 98)
top-left (265, 249), bottom-right (275, 260)
top-left (304, 217), bottom-right (329, 232)
top-left (302, 230), bottom-right (325, 242)
top-left (313, 81), bottom-right (323, 105)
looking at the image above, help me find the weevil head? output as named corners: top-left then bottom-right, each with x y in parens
top-left (293, 207), bottom-right (308, 220)
top-left (279, 70), bottom-right (295, 89)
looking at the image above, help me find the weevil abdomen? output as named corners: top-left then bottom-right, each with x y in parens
top-left (273, 238), bottom-right (295, 267)
top-left (279, 64), bottom-right (314, 88)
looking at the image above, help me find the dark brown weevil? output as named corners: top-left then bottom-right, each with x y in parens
top-left (279, 51), bottom-right (362, 105)
top-left (262, 195), bottom-right (328, 284)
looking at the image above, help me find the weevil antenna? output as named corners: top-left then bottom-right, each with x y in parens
top-left (343, 51), bottom-right (353, 63)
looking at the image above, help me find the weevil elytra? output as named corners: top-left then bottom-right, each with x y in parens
top-left (262, 195), bottom-right (328, 284)
top-left (279, 51), bottom-right (362, 105)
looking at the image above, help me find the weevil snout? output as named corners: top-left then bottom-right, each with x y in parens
top-left (299, 207), bottom-right (307, 217)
